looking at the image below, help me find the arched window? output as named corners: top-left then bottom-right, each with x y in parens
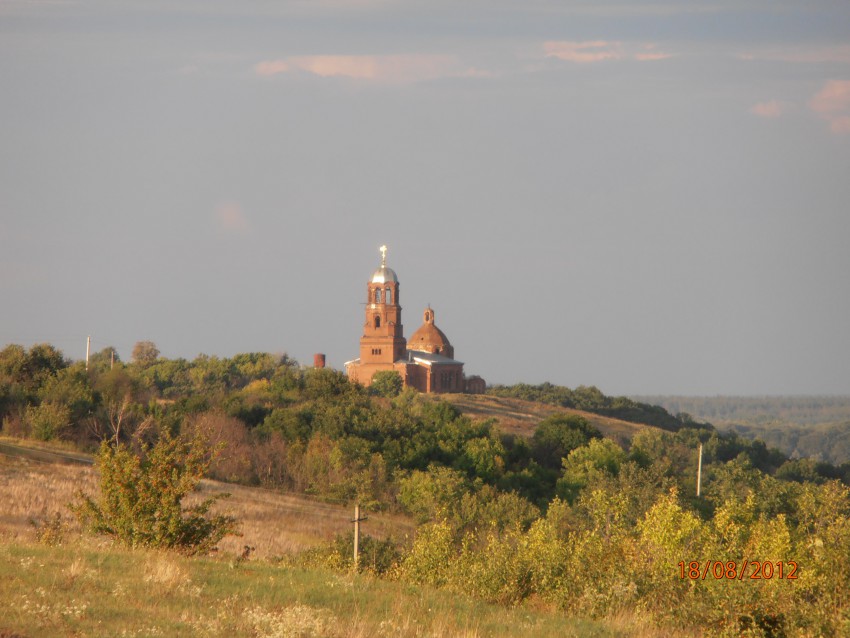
top-left (375, 289), bottom-right (382, 303)
top-left (385, 288), bottom-right (392, 304)
top-left (374, 315), bottom-right (381, 328)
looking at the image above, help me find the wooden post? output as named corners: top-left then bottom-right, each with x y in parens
top-left (353, 503), bottom-right (360, 569)
top-left (351, 504), bottom-right (367, 571)
top-left (696, 443), bottom-right (703, 497)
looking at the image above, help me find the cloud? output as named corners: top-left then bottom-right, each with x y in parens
top-left (253, 54), bottom-right (471, 83)
top-left (543, 41), bottom-right (673, 63)
top-left (215, 202), bottom-right (250, 233)
top-left (739, 45), bottom-right (850, 65)
top-left (544, 41), bottom-right (622, 63)
top-left (255, 60), bottom-right (290, 76)
top-left (809, 80), bottom-right (850, 134)
top-left (750, 100), bottom-right (784, 118)
top-left (830, 116), bottom-right (850, 134)
top-left (809, 80), bottom-right (850, 115)
top-left (633, 52), bottom-right (674, 62)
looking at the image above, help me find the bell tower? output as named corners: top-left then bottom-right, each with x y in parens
top-left (359, 245), bottom-right (406, 365)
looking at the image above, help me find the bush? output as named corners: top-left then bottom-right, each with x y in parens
top-left (26, 402), bottom-right (71, 441)
top-left (71, 433), bottom-right (239, 554)
top-left (29, 511), bottom-right (66, 546)
top-left (299, 532), bottom-right (401, 575)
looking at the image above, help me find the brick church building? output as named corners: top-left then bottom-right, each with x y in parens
top-left (345, 247), bottom-right (485, 394)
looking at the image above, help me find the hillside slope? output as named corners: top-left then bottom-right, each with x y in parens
top-left (437, 393), bottom-right (660, 444)
top-left (0, 448), bottom-right (413, 559)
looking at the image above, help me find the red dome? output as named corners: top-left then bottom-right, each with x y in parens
top-left (408, 308), bottom-right (454, 358)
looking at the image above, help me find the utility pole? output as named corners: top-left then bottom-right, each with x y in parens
top-left (85, 335), bottom-right (91, 371)
top-left (110, 348), bottom-right (114, 370)
top-left (696, 443), bottom-right (703, 497)
top-left (351, 503), bottom-right (368, 571)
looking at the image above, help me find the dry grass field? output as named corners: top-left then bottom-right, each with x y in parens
top-left (0, 441), bottom-right (684, 638)
top-left (439, 394), bottom-right (658, 445)
top-left (0, 447), bottom-right (413, 559)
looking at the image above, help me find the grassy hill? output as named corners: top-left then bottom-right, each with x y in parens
top-left (0, 440), bottom-right (674, 638)
top-left (1, 389), bottom-right (658, 558)
top-left (0, 446), bottom-right (412, 560)
top-left (439, 393), bottom-right (660, 445)
top-left (0, 537), bottom-right (650, 638)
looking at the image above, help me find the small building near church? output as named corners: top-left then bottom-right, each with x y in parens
top-left (345, 247), bottom-right (485, 394)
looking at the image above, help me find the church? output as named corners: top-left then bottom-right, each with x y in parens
top-left (345, 247), bottom-right (486, 394)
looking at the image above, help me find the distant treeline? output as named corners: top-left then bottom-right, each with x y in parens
top-left (635, 394), bottom-right (850, 426)
top-left (637, 395), bottom-right (850, 464)
top-left (488, 382), bottom-right (695, 431)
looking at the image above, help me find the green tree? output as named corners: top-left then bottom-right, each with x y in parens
top-left (398, 465), bottom-right (469, 523)
top-left (25, 402), bottom-right (72, 441)
top-left (38, 365), bottom-right (95, 426)
top-left (370, 370), bottom-right (403, 398)
top-left (87, 346), bottom-right (120, 371)
top-left (25, 343), bottom-right (67, 386)
top-left (531, 414), bottom-right (601, 470)
top-left (131, 340), bottom-right (160, 366)
top-left (0, 343), bottom-right (66, 396)
top-left (72, 433), bottom-right (238, 554)
top-left (557, 438), bottom-right (626, 503)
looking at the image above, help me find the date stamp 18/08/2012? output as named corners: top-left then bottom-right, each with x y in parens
top-left (679, 560), bottom-right (799, 581)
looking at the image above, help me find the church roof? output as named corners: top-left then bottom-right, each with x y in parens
top-left (371, 266), bottom-right (398, 284)
top-left (409, 321), bottom-right (451, 351)
top-left (408, 306), bottom-right (453, 357)
top-left (401, 350), bottom-right (464, 366)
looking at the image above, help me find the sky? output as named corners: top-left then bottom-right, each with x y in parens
top-left (1, 0), bottom-right (849, 396)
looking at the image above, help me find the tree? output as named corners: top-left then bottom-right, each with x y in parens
top-left (0, 343), bottom-right (66, 394)
top-left (531, 414), bottom-right (601, 470)
top-left (88, 367), bottom-right (145, 444)
top-left (132, 341), bottom-right (160, 366)
top-left (72, 432), bottom-right (238, 554)
top-left (38, 365), bottom-right (95, 426)
top-left (557, 438), bottom-right (627, 503)
top-left (25, 343), bottom-right (67, 386)
top-left (87, 346), bottom-right (121, 371)
top-left (25, 402), bottom-right (72, 441)
top-left (370, 370), bottom-right (403, 398)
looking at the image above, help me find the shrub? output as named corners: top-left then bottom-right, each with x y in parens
top-left (299, 532), bottom-right (402, 575)
top-left (401, 519), bottom-right (456, 587)
top-left (71, 433), bottom-right (238, 554)
top-left (29, 511), bottom-right (66, 546)
top-left (25, 402), bottom-right (71, 441)
top-left (397, 466), bottom-right (469, 524)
